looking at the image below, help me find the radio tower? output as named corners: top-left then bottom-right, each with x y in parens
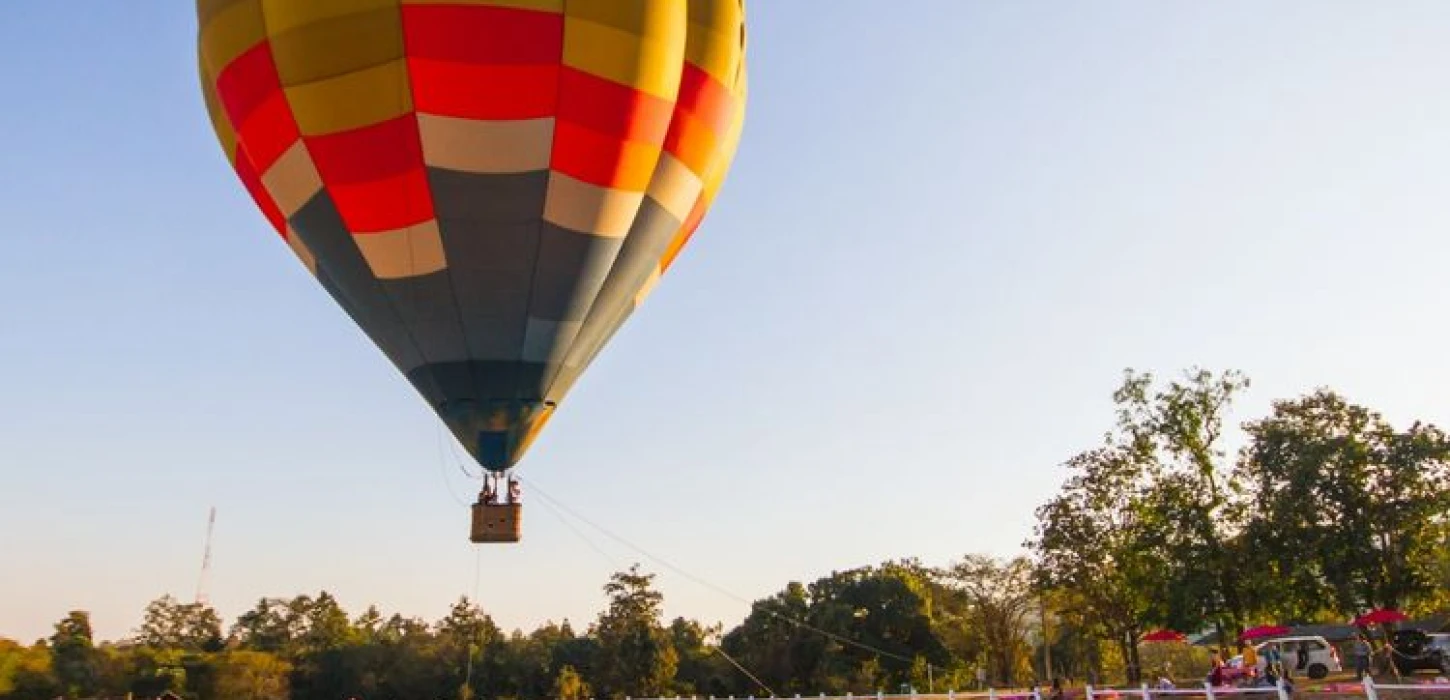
top-left (195, 507), bottom-right (216, 606)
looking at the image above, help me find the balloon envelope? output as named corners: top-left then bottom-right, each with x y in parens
top-left (196, 0), bottom-right (747, 470)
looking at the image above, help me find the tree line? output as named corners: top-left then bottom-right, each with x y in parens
top-left (3, 367), bottom-right (1448, 700)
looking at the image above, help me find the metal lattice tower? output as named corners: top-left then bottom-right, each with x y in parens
top-left (195, 507), bottom-right (216, 606)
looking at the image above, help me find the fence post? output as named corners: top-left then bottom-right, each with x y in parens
top-left (949, 691), bottom-right (955, 700)
top-left (1362, 676), bottom-right (1379, 700)
top-left (1202, 682), bottom-right (1215, 700)
top-left (878, 692), bottom-right (884, 700)
top-left (1275, 678), bottom-right (1290, 700)
top-left (1084, 685), bottom-right (1094, 700)
top-left (1033, 688), bottom-right (1043, 700)
top-left (1141, 683), bottom-right (1151, 700)
top-left (989, 688), bottom-right (998, 700)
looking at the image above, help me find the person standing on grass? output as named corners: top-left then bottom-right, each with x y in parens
top-left (1353, 635), bottom-right (1372, 680)
top-left (1266, 643), bottom-right (1285, 679)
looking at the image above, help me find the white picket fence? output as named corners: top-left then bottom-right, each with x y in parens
top-left (628, 676), bottom-right (1450, 700)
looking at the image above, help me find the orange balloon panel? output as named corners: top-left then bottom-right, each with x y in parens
top-left (196, 0), bottom-right (747, 470)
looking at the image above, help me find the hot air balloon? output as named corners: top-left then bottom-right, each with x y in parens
top-left (194, 0), bottom-right (748, 543)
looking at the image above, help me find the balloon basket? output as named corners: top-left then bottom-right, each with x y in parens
top-left (470, 501), bottom-right (521, 543)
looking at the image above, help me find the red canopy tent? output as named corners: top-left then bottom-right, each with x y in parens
top-left (1354, 609), bottom-right (1409, 626)
top-left (1241, 625), bottom-right (1292, 640)
top-left (1142, 629), bottom-right (1187, 642)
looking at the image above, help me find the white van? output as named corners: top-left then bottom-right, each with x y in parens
top-left (1254, 636), bottom-right (1343, 680)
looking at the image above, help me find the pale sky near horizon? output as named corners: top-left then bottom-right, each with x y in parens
top-left (5, 2), bottom-right (1450, 645)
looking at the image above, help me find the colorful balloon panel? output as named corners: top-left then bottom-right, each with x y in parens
top-left (196, 0), bottom-right (747, 470)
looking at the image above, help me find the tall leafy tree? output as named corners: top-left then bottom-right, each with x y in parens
top-left (940, 556), bottom-right (1036, 686)
top-left (1030, 446), bottom-right (1164, 684)
top-left (232, 598), bottom-right (294, 654)
top-left (668, 617), bottom-right (734, 696)
top-left (592, 564), bottom-right (679, 699)
top-left (0, 639), bottom-right (61, 700)
top-left (203, 650), bottom-right (293, 700)
top-left (135, 594), bottom-right (223, 651)
top-left (1111, 368), bottom-right (1253, 639)
top-left (721, 580), bottom-right (814, 693)
top-left (433, 596), bottom-right (504, 700)
top-left (49, 611), bottom-right (100, 698)
top-left (1238, 389), bottom-right (1450, 615)
top-left (723, 562), bottom-right (949, 694)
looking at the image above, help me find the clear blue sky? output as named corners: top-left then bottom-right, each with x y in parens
top-left (4, 1), bottom-right (1450, 644)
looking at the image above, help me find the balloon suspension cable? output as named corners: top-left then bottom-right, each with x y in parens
top-left (436, 425), bottom-right (471, 508)
top-left (712, 642), bottom-right (775, 698)
top-left (527, 486), bottom-right (622, 568)
top-left (516, 475), bottom-right (939, 676)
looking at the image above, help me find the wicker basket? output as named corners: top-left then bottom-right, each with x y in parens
top-left (470, 501), bottom-right (522, 543)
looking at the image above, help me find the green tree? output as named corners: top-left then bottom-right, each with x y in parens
top-left (353, 605), bottom-right (385, 643)
top-left (940, 556), bottom-right (1036, 686)
top-left (126, 646), bottom-right (189, 699)
top-left (1110, 368), bottom-right (1254, 640)
top-left (1030, 446), bottom-right (1164, 684)
top-left (805, 561), bottom-right (948, 692)
top-left (554, 663), bottom-right (592, 700)
top-left (1237, 389), bottom-right (1450, 616)
top-left (592, 564), bottom-right (679, 699)
top-left (723, 562), bottom-right (950, 694)
top-left (434, 596), bottom-right (504, 700)
top-left (0, 639), bottom-right (60, 700)
top-left (203, 650), bottom-right (292, 700)
top-left (49, 610), bottom-right (100, 698)
top-left (721, 581), bottom-right (813, 693)
top-left (295, 591), bottom-right (354, 654)
top-left (136, 594), bottom-right (224, 651)
top-left (232, 598), bottom-right (294, 653)
top-left (0, 638), bottom-right (22, 696)
top-left (668, 617), bottom-right (734, 696)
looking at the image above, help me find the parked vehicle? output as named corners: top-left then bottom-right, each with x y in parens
top-left (1220, 656), bottom-right (1257, 685)
top-left (1390, 629), bottom-right (1450, 675)
top-left (1431, 633), bottom-right (1450, 654)
top-left (1255, 636), bottom-right (1342, 680)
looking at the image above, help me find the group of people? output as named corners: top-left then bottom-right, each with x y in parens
top-left (480, 473), bottom-right (521, 505)
top-left (1207, 639), bottom-right (1308, 688)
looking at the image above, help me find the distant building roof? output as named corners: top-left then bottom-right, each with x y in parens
top-left (1286, 624), bottom-right (1359, 642)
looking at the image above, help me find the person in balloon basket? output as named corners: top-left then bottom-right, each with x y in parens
top-left (479, 474), bottom-right (522, 506)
